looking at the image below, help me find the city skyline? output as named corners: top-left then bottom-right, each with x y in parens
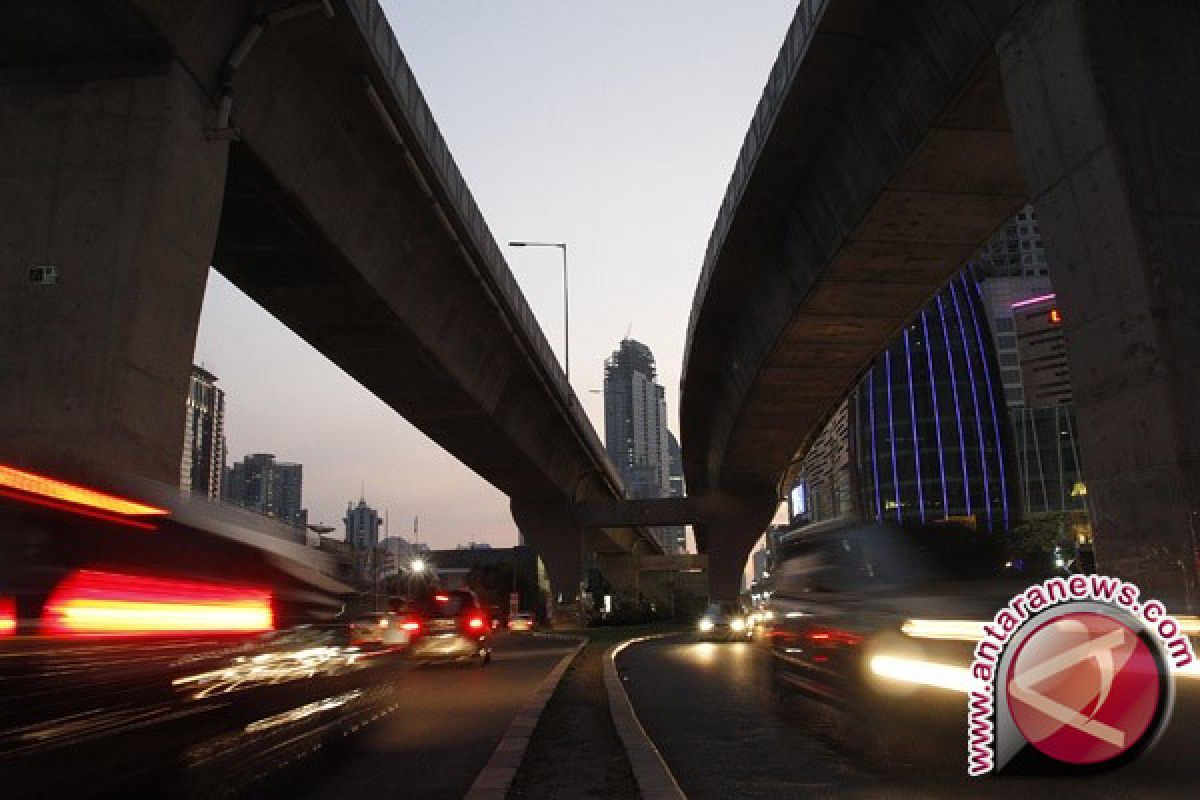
top-left (192, 2), bottom-right (800, 547)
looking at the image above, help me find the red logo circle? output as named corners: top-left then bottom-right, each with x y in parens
top-left (1006, 611), bottom-right (1162, 765)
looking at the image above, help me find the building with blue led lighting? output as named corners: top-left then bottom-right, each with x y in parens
top-left (850, 268), bottom-right (1017, 533)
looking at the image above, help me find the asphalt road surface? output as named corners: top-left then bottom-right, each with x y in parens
top-left (0, 631), bottom-right (574, 799)
top-left (290, 632), bottom-right (574, 800)
top-left (617, 634), bottom-right (1200, 800)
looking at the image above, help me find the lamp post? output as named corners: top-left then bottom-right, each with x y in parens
top-left (509, 240), bottom-right (583, 624)
top-left (508, 241), bottom-right (569, 382)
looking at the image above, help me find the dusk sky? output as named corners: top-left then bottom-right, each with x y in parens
top-left (193, 2), bottom-right (800, 548)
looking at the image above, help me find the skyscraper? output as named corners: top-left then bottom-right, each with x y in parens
top-left (975, 204), bottom-right (1055, 408)
top-left (344, 498), bottom-right (382, 582)
top-left (604, 339), bottom-right (670, 497)
top-left (180, 365), bottom-right (225, 499)
top-left (603, 338), bottom-right (680, 552)
top-left (224, 453), bottom-right (307, 528)
top-left (975, 205), bottom-right (1087, 518)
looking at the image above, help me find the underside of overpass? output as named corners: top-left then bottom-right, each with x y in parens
top-left (0, 0), bottom-right (658, 601)
top-left (683, 0), bottom-right (1200, 606)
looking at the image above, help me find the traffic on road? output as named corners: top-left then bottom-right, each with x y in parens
top-left (0, 466), bottom-right (568, 799)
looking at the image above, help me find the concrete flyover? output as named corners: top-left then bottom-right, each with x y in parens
top-left (681, 0), bottom-right (1200, 606)
top-left (0, 0), bottom-right (658, 602)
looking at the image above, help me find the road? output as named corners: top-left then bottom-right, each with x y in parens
top-left (290, 632), bottom-right (574, 800)
top-left (0, 631), bottom-right (574, 799)
top-left (617, 634), bottom-right (1200, 799)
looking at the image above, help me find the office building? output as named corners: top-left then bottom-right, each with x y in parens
top-left (975, 204), bottom-right (1055, 408)
top-left (344, 498), bottom-right (382, 582)
top-left (792, 206), bottom-right (1088, 532)
top-left (975, 205), bottom-right (1087, 518)
top-left (851, 270), bottom-right (1015, 532)
top-left (1008, 292), bottom-right (1086, 514)
top-left (1012, 293), bottom-right (1072, 407)
top-left (224, 453), bottom-right (306, 528)
top-left (180, 365), bottom-right (225, 499)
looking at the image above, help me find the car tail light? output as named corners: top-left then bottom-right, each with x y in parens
top-left (42, 570), bottom-right (274, 635)
top-left (400, 619), bottom-right (420, 632)
top-left (0, 597), bottom-right (15, 636)
top-left (435, 594), bottom-right (449, 602)
top-left (0, 464), bottom-right (167, 529)
top-left (467, 615), bottom-right (485, 630)
top-left (806, 627), bottom-right (864, 647)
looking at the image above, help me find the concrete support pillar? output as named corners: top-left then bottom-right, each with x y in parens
top-left (1000, 1), bottom-right (1200, 608)
top-left (593, 551), bottom-right (637, 600)
top-left (510, 500), bottom-right (582, 606)
top-left (703, 522), bottom-right (762, 603)
top-left (0, 63), bottom-right (229, 483)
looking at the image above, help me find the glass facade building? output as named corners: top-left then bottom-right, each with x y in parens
top-left (852, 269), bottom-right (1015, 532)
top-left (794, 206), bottom-right (1089, 539)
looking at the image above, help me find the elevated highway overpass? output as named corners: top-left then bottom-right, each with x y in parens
top-left (0, 0), bottom-right (658, 603)
top-left (681, 0), bottom-right (1200, 604)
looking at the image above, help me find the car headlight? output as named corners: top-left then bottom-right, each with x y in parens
top-left (731, 617), bottom-right (746, 632)
top-left (698, 617), bottom-right (715, 632)
top-left (868, 654), bottom-right (971, 693)
top-left (901, 618), bottom-right (986, 641)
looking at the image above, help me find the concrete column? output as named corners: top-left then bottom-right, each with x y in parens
top-left (593, 551), bottom-right (637, 600)
top-left (510, 500), bottom-right (582, 605)
top-left (1000, 1), bottom-right (1200, 607)
top-left (702, 524), bottom-right (756, 603)
top-left (0, 63), bottom-right (229, 484)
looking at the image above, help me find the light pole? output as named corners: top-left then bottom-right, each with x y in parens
top-left (508, 241), bottom-right (569, 382)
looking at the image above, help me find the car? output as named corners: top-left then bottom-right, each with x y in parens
top-left (763, 517), bottom-right (1055, 765)
top-left (348, 611), bottom-right (410, 649)
top-left (405, 589), bottom-right (493, 666)
top-left (697, 602), bottom-right (753, 641)
top-left (507, 611), bottom-right (536, 632)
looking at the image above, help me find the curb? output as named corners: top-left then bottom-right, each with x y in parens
top-left (463, 635), bottom-right (586, 800)
top-left (604, 633), bottom-right (687, 800)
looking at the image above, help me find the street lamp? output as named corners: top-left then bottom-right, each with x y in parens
top-left (406, 557), bottom-right (427, 601)
top-left (508, 241), bottom-right (570, 382)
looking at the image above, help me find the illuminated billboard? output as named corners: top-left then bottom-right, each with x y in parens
top-left (788, 483), bottom-right (806, 521)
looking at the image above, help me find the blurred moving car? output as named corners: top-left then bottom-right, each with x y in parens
top-left (405, 589), bottom-right (493, 666)
top-left (697, 602), bottom-right (753, 641)
top-left (349, 611), bottom-right (410, 648)
top-left (0, 464), bottom-right (402, 798)
top-left (507, 611), bottom-right (536, 632)
top-left (763, 517), bottom-right (1051, 764)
